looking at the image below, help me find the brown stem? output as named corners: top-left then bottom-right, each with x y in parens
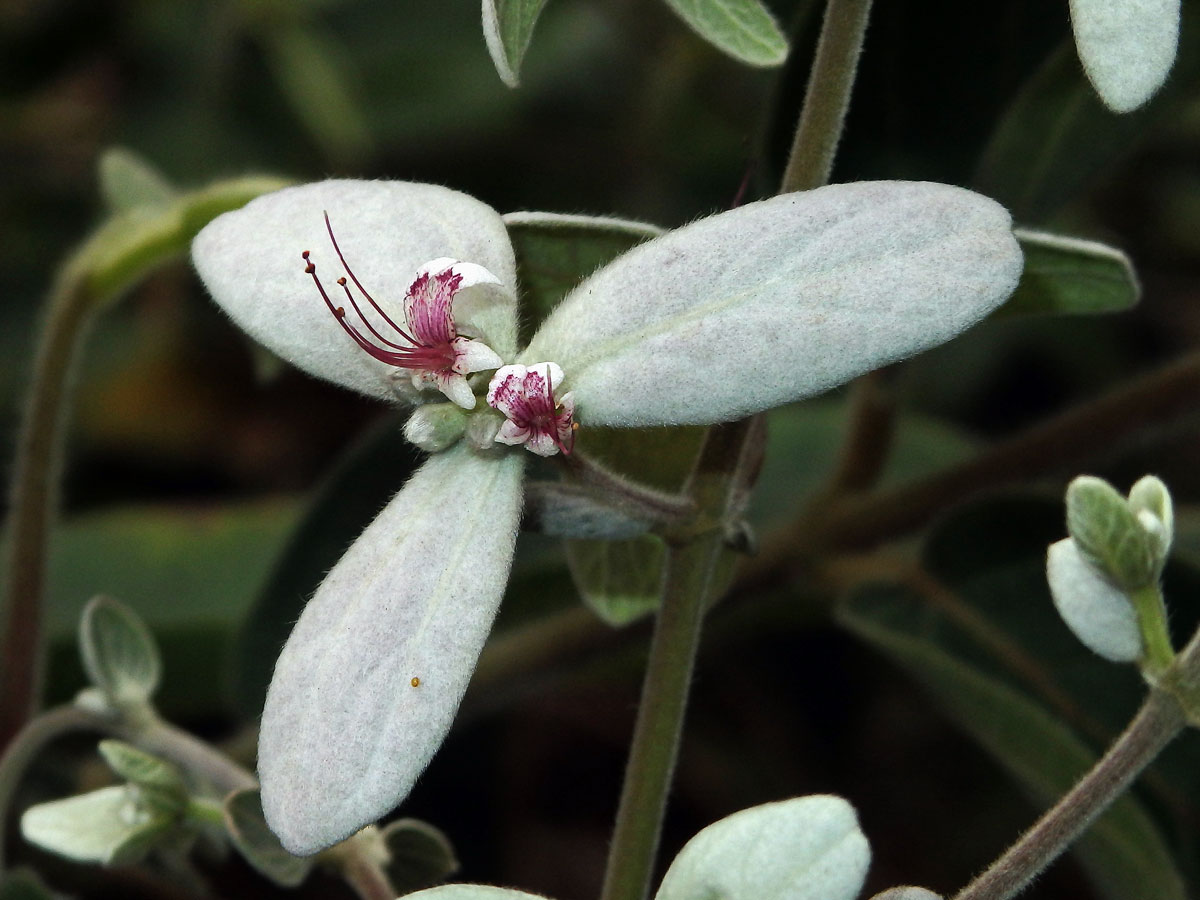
top-left (0, 270), bottom-right (95, 749)
top-left (952, 688), bottom-right (1186, 900)
top-left (339, 850), bottom-right (397, 900)
top-left (821, 370), bottom-right (896, 497)
top-left (820, 351), bottom-right (1200, 551)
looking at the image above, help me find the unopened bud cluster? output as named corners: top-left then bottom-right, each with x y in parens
top-left (1047, 475), bottom-right (1174, 664)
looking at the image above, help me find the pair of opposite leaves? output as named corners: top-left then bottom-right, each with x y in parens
top-left (192, 178), bottom-right (1023, 855)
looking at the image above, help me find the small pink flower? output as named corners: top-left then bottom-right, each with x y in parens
top-left (486, 363), bottom-right (577, 457)
top-left (303, 213), bottom-right (503, 408)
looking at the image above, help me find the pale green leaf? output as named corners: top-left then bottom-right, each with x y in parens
top-left (995, 229), bottom-right (1139, 319)
top-left (98, 147), bottom-right (178, 214)
top-left (1066, 476), bottom-right (1156, 589)
top-left (78, 596), bottom-right (161, 708)
top-left (656, 796), bottom-right (870, 900)
top-left (567, 536), bottom-right (667, 626)
top-left (524, 182), bottom-right (1021, 428)
top-left (98, 741), bottom-right (187, 801)
top-left (482, 0), bottom-right (551, 87)
top-left (21, 786), bottom-right (174, 866)
top-left (258, 446), bottom-right (525, 855)
top-left (503, 211), bottom-right (662, 341)
top-left (382, 818), bottom-right (460, 894)
top-left (223, 789), bottom-right (313, 888)
top-left (1047, 538), bottom-right (1140, 662)
top-left (660, 0), bottom-right (788, 67)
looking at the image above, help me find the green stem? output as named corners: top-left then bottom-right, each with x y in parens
top-left (779, 0), bottom-right (875, 193)
top-left (136, 714), bottom-right (257, 795)
top-left (598, 536), bottom-right (725, 900)
top-left (952, 687), bottom-right (1186, 900)
top-left (599, 0), bottom-right (875, 891)
top-left (1132, 584), bottom-right (1175, 681)
top-left (185, 795), bottom-right (228, 827)
top-left (0, 271), bottom-right (95, 748)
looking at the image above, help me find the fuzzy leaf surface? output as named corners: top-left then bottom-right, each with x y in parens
top-left (192, 180), bottom-right (518, 401)
top-left (258, 445), bottom-right (525, 855)
top-left (656, 796), bottom-right (870, 900)
top-left (1070, 0), bottom-right (1179, 112)
top-left (524, 182), bottom-right (1022, 427)
top-left (482, 0), bottom-right (551, 87)
top-left (1047, 538), bottom-right (1140, 662)
top-left (20, 786), bottom-right (172, 865)
top-left (78, 596), bottom-right (161, 708)
top-left (660, 0), bottom-right (788, 67)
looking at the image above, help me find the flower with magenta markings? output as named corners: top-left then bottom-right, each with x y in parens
top-left (488, 363), bottom-right (576, 456)
top-left (192, 177), bottom-right (1023, 855)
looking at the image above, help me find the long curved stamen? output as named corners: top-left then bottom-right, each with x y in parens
top-left (303, 251), bottom-right (452, 369)
top-left (323, 211), bottom-right (419, 346)
top-left (335, 276), bottom-right (409, 351)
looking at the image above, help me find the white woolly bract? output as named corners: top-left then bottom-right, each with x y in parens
top-left (655, 795), bottom-right (871, 900)
top-left (191, 180), bottom-right (517, 400)
top-left (1070, 0), bottom-right (1179, 112)
top-left (1047, 537), bottom-right (1141, 663)
top-left (258, 445), bottom-right (525, 855)
top-left (522, 181), bottom-right (1022, 427)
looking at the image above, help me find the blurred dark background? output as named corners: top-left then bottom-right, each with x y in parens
top-left (2, 0), bottom-right (1200, 898)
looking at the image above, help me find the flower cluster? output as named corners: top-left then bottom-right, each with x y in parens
top-left (192, 178), bottom-right (1022, 854)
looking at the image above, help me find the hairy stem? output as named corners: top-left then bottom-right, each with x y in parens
top-left (342, 863), bottom-right (395, 900)
top-left (598, 537), bottom-right (725, 900)
top-left (600, 0), bottom-right (874, 890)
top-left (1131, 584), bottom-right (1175, 681)
top-left (599, 419), bottom-right (763, 900)
top-left (0, 271), bottom-right (94, 749)
top-left (779, 0), bottom-right (875, 193)
top-left (136, 714), bottom-right (257, 794)
top-left (953, 687), bottom-right (1186, 900)
top-left (559, 450), bottom-right (698, 524)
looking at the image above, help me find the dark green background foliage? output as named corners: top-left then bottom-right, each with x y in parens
top-left (2, 0), bottom-right (1199, 898)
